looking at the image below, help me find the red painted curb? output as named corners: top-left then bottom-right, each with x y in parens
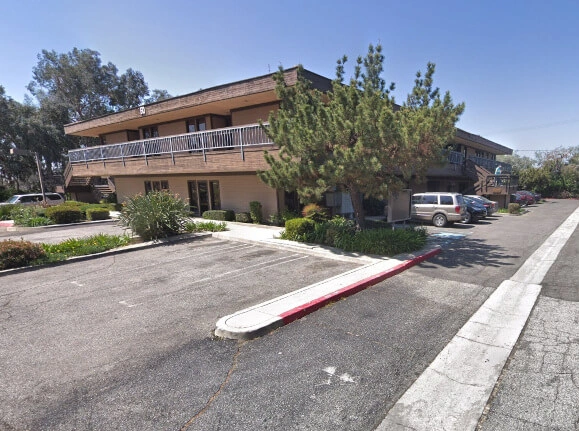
top-left (280, 247), bottom-right (441, 324)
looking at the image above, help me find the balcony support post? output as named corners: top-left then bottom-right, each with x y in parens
top-left (239, 128), bottom-right (245, 161)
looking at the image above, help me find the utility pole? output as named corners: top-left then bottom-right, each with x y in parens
top-left (9, 148), bottom-right (47, 205)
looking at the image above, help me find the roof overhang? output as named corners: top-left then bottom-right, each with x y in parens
top-left (64, 67), bottom-right (332, 138)
top-left (455, 128), bottom-right (512, 155)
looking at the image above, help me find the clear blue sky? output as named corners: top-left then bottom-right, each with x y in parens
top-left (1, 0), bottom-right (578, 155)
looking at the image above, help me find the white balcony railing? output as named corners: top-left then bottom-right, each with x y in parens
top-left (67, 123), bottom-right (273, 164)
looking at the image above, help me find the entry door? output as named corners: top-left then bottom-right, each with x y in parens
top-left (197, 181), bottom-right (210, 214)
top-left (188, 180), bottom-right (213, 216)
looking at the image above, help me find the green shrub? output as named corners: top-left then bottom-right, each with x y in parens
top-left (25, 216), bottom-right (53, 227)
top-left (340, 226), bottom-right (428, 255)
top-left (0, 239), bottom-right (46, 270)
top-left (0, 204), bottom-right (16, 220)
top-left (281, 216), bottom-right (427, 256)
top-left (202, 210), bottom-right (235, 221)
top-left (45, 206), bottom-right (83, 224)
top-left (0, 187), bottom-right (17, 202)
top-left (249, 201), bottom-right (263, 224)
top-left (86, 208), bottom-right (110, 221)
top-left (235, 212), bottom-right (252, 223)
top-left (269, 209), bottom-right (301, 226)
top-left (184, 221), bottom-right (227, 232)
top-left (302, 203), bottom-right (328, 223)
top-left (10, 206), bottom-right (53, 226)
top-left (60, 200), bottom-right (84, 206)
top-left (309, 216), bottom-right (357, 247)
top-left (118, 191), bottom-right (189, 241)
top-left (281, 217), bottom-right (316, 241)
top-left (61, 201), bottom-right (114, 220)
top-left (508, 203), bottom-right (521, 214)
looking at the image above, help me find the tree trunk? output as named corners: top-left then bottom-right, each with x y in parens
top-left (349, 187), bottom-right (366, 230)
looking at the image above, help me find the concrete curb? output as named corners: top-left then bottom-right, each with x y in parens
top-left (215, 247), bottom-right (441, 340)
top-left (0, 218), bottom-right (119, 232)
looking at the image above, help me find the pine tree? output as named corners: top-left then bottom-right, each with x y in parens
top-left (258, 43), bottom-right (465, 229)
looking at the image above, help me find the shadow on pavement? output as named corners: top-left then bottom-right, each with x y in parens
top-left (422, 236), bottom-right (519, 270)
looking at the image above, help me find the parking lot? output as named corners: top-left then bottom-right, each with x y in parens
top-left (1, 199), bottom-right (578, 430)
top-left (0, 237), bottom-right (360, 429)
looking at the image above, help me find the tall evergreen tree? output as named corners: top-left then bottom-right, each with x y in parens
top-left (258, 44), bottom-right (465, 229)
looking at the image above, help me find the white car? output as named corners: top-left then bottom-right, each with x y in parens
top-left (411, 192), bottom-right (467, 227)
top-left (1, 193), bottom-right (65, 206)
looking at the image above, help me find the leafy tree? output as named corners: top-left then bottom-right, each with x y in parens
top-left (258, 44), bottom-right (464, 229)
top-left (0, 87), bottom-right (38, 188)
top-left (28, 48), bottom-right (152, 122)
top-left (13, 48), bottom-right (170, 185)
top-left (497, 153), bottom-right (536, 175)
top-left (146, 89), bottom-right (173, 104)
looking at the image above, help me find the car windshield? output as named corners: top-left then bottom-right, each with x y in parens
top-left (456, 195), bottom-right (464, 205)
top-left (5, 196), bottom-right (20, 204)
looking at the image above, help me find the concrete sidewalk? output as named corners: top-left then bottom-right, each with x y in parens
top-left (378, 203), bottom-right (579, 431)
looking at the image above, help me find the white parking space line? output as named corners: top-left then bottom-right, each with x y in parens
top-left (192, 254), bottom-right (309, 285)
top-left (116, 253), bottom-right (310, 307)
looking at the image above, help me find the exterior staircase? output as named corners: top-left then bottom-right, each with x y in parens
top-left (64, 163), bottom-right (116, 202)
top-left (462, 158), bottom-right (518, 207)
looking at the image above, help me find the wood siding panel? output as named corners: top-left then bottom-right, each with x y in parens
top-left (232, 103), bottom-right (278, 126)
top-left (103, 131), bottom-right (128, 145)
top-left (158, 121), bottom-right (187, 136)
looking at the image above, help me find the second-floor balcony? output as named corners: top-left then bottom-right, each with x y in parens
top-left (66, 127), bottom-right (512, 182)
top-left (446, 150), bottom-right (512, 174)
top-left (67, 123), bottom-right (274, 165)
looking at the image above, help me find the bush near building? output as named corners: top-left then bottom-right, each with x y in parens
top-left (281, 215), bottom-right (427, 256)
top-left (202, 210), bottom-right (235, 221)
top-left (0, 239), bottom-right (46, 270)
top-left (118, 191), bottom-right (189, 241)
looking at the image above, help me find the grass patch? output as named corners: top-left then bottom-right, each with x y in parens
top-left (184, 220), bottom-right (227, 233)
top-left (36, 234), bottom-right (132, 264)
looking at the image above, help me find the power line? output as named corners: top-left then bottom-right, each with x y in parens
top-left (488, 118), bottom-right (579, 135)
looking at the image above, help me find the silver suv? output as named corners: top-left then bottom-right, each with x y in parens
top-left (411, 192), bottom-right (466, 227)
top-left (1, 193), bottom-right (65, 206)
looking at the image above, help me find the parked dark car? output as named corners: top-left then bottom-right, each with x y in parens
top-left (465, 195), bottom-right (498, 215)
top-left (462, 196), bottom-right (487, 223)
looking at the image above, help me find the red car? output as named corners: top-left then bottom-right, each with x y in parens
top-left (512, 191), bottom-right (535, 206)
top-left (517, 191), bottom-right (536, 205)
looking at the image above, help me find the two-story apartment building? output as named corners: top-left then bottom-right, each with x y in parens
top-left (63, 67), bottom-right (515, 217)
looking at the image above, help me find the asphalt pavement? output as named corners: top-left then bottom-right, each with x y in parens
top-left (1, 200), bottom-right (578, 430)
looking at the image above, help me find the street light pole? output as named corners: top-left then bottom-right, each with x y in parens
top-left (9, 148), bottom-right (47, 205)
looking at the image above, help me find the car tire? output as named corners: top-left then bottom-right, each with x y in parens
top-left (432, 213), bottom-right (447, 227)
top-left (462, 211), bottom-right (472, 224)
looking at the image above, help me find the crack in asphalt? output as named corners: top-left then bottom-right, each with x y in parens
top-left (179, 340), bottom-right (245, 430)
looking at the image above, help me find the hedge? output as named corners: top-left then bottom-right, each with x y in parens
top-left (283, 218), bottom-right (315, 241)
top-left (0, 239), bottom-right (46, 270)
top-left (45, 206), bottom-right (82, 224)
top-left (235, 212), bottom-right (252, 223)
top-left (202, 210), bottom-right (235, 221)
top-left (86, 208), bottom-right (110, 221)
